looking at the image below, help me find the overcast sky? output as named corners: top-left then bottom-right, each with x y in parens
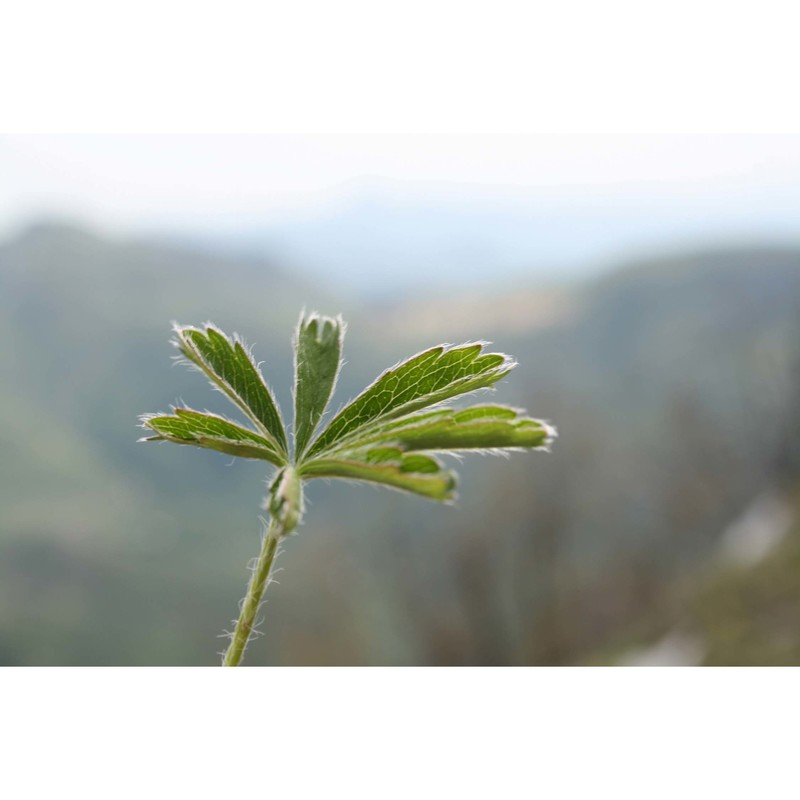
top-left (2, 134), bottom-right (799, 229)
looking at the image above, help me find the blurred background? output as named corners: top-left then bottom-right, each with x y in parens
top-left (2, 133), bottom-right (800, 665)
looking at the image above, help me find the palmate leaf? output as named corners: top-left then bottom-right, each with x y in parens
top-left (142, 317), bottom-right (555, 507)
top-left (140, 408), bottom-right (286, 466)
top-left (305, 341), bottom-right (515, 459)
top-left (173, 323), bottom-right (288, 455)
top-left (293, 312), bottom-right (344, 458)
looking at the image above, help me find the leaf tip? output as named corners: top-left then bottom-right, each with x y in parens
top-left (537, 420), bottom-right (558, 453)
top-left (137, 412), bottom-right (158, 429)
top-left (297, 309), bottom-right (346, 345)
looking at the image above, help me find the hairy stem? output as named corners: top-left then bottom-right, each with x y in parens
top-left (222, 517), bottom-right (283, 666)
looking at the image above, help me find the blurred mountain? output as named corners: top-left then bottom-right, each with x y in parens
top-left (1, 222), bottom-right (799, 664)
top-left (202, 180), bottom-right (800, 297)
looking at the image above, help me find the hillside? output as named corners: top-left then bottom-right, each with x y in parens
top-left (589, 485), bottom-right (800, 666)
top-left (1, 223), bottom-right (799, 664)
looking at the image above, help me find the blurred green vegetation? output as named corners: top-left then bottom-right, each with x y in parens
top-left (589, 487), bottom-right (800, 666)
top-left (2, 221), bottom-right (800, 665)
top-left (696, 510), bottom-right (800, 666)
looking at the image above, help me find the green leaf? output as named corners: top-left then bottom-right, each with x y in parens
top-left (143, 321), bottom-right (556, 508)
top-left (299, 448), bottom-right (457, 502)
top-left (173, 323), bottom-right (288, 454)
top-left (306, 342), bottom-right (515, 458)
top-left (326, 405), bottom-right (555, 454)
top-left (293, 312), bottom-right (344, 458)
top-left (140, 408), bottom-right (286, 466)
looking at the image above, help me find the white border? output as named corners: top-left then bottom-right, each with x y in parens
top-left (2, 668), bottom-right (797, 797)
top-left (2, 1), bottom-right (800, 133)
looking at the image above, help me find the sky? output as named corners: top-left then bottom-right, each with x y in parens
top-left (2, 134), bottom-right (800, 293)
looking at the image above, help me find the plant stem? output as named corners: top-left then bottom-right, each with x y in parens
top-left (222, 516), bottom-right (283, 667)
